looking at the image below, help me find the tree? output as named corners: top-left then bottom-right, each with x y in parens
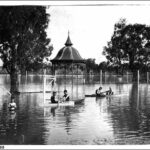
top-left (99, 61), bottom-right (109, 71)
top-left (85, 58), bottom-right (99, 74)
top-left (0, 6), bottom-right (53, 95)
top-left (103, 18), bottom-right (150, 74)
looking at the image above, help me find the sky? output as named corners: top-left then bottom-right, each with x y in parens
top-left (47, 4), bottom-right (150, 64)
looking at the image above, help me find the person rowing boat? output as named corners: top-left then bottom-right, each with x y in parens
top-left (62, 89), bottom-right (70, 102)
top-left (50, 91), bottom-right (58, 104)
top-left (47, 90), bottom-right (74, 106)
top-left (95, 87), bottom-right (113, 97)
top-left (50, 90), bottom-right (70, 104)
top-left (95, 87), bottom-right (105, 96)
top-left (106, 87), bottom-right (113, 95)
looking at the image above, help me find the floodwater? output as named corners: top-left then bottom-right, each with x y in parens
top-left (0, 75), bottom-right (150, 145)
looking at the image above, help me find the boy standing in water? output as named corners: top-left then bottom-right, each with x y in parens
top-left (8, 98), bottom-right (17, 110)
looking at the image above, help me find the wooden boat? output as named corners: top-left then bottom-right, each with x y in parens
top-left (73, 99), bottom-right (84, 104)
top-left (85, 94), bottom-right (110, 98)
top-left (44, 101), bottom-right (75, 107)
top-left (85, 93), bottom-right (129, 98)
top-left (45, 98), bottom-right (84, 106)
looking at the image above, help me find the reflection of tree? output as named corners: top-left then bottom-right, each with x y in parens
top-left (0, 93), bottom-right (47, 144)
top-left (0, 100), bottom-right (18, 144)
top-left (106, 83), bottom-right (150, 144)
top-left (16, 94), bottom-right (46, 144)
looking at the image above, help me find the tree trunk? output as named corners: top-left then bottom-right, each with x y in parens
top-left (10, 47), bottom-right (19, 95)
top-left (10, 69), bottom-right (19, 95)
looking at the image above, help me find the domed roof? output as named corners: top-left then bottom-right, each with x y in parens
top-left (52, 33), bottom-right (85, 64)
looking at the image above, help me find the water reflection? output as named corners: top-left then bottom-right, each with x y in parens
top-left (44, 107), bottom-right (58, 117)
top-left (0, 75), bottom-right (150, 144)
top-left (105, 83), bottom-right (150, 144)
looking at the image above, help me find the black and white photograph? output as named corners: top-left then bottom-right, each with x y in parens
top-left (0, 0), bottom-right (150, 148)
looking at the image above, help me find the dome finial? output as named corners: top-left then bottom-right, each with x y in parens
top-left (65, 31), bottom-right (73, 46)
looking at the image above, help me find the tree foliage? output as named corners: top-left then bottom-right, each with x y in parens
top-left (85, 58), bottom-right (99, 74)
top-left (0, 6), bottom-right (53, 73)
top-left (0, 6), bottom-right (53, 94)
top-left (103, 18), bottom-right (150, 72)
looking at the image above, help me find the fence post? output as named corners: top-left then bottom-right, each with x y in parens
top-left (137, 70), bottom-right (139, 84)
top-left (104, 71), bottom-right (106, 84)
top-left (43, 69), bottom-right (46, 104)
top-left (100, 70), bottom-right (102, 85)
top-left (147, 72), bottom-right (149, 84)
top-left (127, 71), bottom-right (128, 83)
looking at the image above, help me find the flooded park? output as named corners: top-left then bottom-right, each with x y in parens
top-left (1, 3), bottom-right (150, 147)
top-left (0, 74), bottom-right (150, 145)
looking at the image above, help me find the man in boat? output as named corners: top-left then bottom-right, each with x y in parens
top-left (63, 90), bottom-right (70, 102)
top-left (95, 87), bottom-right (105, 96)
top-left (50, 91), bottom-right (58, 103)
top-left (106, 87), bottom-right (113, 95)
top-left (8, 98), bottom-right (17, 111)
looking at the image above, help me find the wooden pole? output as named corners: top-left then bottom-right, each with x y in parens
top-left (127, 71), bottom-right (128, 83)
top-left (100, 69), bottom-right (102, 85)
top-left (137, 70), bottom-right (139, 84)
top-left (43, 69), bottom-right (46, 104)
top-left (104, 71), bottom-right (106, 84)
top-left (65, 64), bottom-right (66, 90)
top-left (52, 64), bottom-right (55, 76)
top-left (77, 64), bottom-right (78, 99)
top-left (137, 82), bottom-right (139, 111)
top-left (72, 63), bottom-right (73, 100)
top-left (83, 64), bottom-right (85, 98)
top-left (147, 72), bottom-right (149, 83)
top-left (25, 71), bottom-right (28, 92)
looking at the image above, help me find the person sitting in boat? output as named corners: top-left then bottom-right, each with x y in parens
top-left (106, 87), bottom-right (113, 95)
top-left (63, 90), bottom-right (70, 102)
top-left (8, 98), bottom-right (17, 111)
top-left (50, 91), bottom-right (58, 104)
top-left (95, 87), bottom-right (104, 96)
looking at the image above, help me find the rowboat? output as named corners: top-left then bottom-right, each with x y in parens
top-left (45, 98), bottom-right (84, 106)
top-left (74, 99), bottom-right (84, 104)
top-left (85, 94), bottom-right (106, 98)
top-left (85, 93), bottom-right (129, 98)
top-left (44, 101), bottom-right (75, 107)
